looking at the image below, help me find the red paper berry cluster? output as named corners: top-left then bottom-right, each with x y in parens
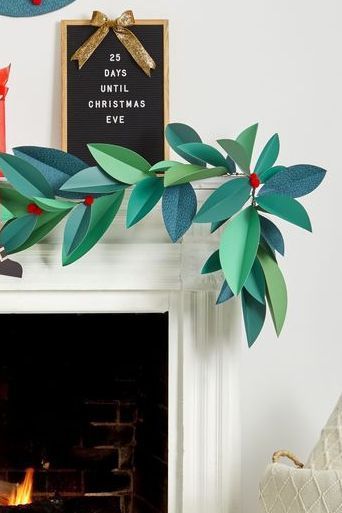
top-left (27, 203), bottom-right (43, 215)
top-left (31, 0), bottom-right (42, 5)
top-left (84, 195), bottom-right (94, 206)
top-left (249, 172), bottom-right (260, 189)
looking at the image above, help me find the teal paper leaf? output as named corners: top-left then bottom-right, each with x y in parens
top-left (244, 258), bottom-right (265, 304)
top-left (225, 155), bottom-right (236, 174)
top-left (0, 214), bottom-right (38, 253)
top-left (162, 183), bottom-right (197, 242)
top-left (217, 139), bottom-right (250, 173)
top-left (242, 288), bottom-right (266, 347)
top-left (216, 280), bottom-right (234, 304)
top-left (165, 123), bottom-right (203, 165)
top-left (0, 186), bottom-right (31, 218)
top-left (88, 144), bottom-right (150, 184)
top-left (201, 249), bottom-right (221, 274)
top-left (127, 176), bottom-right (164, 228)
top-left (219, 206), bottom-right (260, 295)
top-left (63, 203), bottom-right (91, 260)
top-left (236, 123), bottom-right (258, 168)
top-left (14, 211), bottom-right (69, 253)
top-left (257, 194), bottom-right (312, 231)
top-left (13, 146), bottom-right (88, 195)
top-left (259, 165), bottom-right (286, 184)
top-left (254, 134), bottom-right (280, 174)
top-left (210, 219), bottom-right (228, 233)
top-left (195, 177), bottom-right (251, 223)
top-left (63, 192), bottom-right (124, 266)
top-left (164, 164), bottom-right (226, 187)
top-left (149, 160), bottom-right (180, 173)
top-left (60, 166), bottom-right (128, 195)
top-left (259, 215), bottom-right (285, 256)
top-left (258, 164), bottom-right (326, 198)
top-left (33, 197), bottom-right (75, 212)
top-left (178, 142), bottom-right (228, 168)
top-left (0, 153), bottom-right (54, 199)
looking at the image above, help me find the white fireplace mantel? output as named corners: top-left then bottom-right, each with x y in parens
top-left (0, 179), bottom-right (242, 513)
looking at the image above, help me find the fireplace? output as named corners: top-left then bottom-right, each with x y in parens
top-left (0, 313), bottom-right (168, 513)
top-left (0, 179), bottom-right (241, 513)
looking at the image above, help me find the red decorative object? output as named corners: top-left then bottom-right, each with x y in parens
top-left (249, 172), bottom-right (260, 189)
top-left (31, 0), bottom-right (42, 4)
top-left (0, 65), bottom-right (10, 177)
top-left (84, 195), bottom-right (94, 206)
top-left (27, 203), bottom-right (43, 215)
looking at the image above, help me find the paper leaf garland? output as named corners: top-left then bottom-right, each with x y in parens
top-left (0, 121), bottom-right (326, 346)
top-left (127, 176), bottom-right (164, 228)
top-left (219, 206), bottom-right (260, 295)
top-left (162, 183), bottom-right (197, 242)
top-left (88, 144), bottom-right (150, 184)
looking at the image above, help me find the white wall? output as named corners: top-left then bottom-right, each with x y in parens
top-left (1, 0), bottom-right (342, 512)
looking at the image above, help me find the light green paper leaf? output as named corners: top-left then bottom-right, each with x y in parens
top-left (34, 197), bottom-right (75, 212)
top-left (0, 214), bottom-right (38, 253)
top-left (219, 206), bottom-right (260, 295)
top-left (88, 144), bottom-right (150, 185)
top-left (236, 123), bottom-right (258, 168)
top-left (14, 210), bottom-right (69, 253)
top-left (63, 191), bottom-right (124, 266)
top-left (242, 288), bottom-right (266, 347)
top-left (195, 177), bottom-right (251, 223)
top-left (0, 186), bottom-right (31, 217)
top-left (257, 194), bottom-right (312, 231)
top-left (127, 176), bottom-right (164, 228)
top-left (0, 205), bottom-right (14, 223)
top-left (244, 258), bottom-right (265, 304)
top-left (217, 139), bottom-right (250, 173)
top-left (164, 164), bottom-right (226, 187)
top-left (178, 142), bottom-right (228, 168)
top-left (149, 160), bottom-right (180, 173)
top-left (0, 153), bottom-right (54, 199)
top-left (258, 246), bottom-right (287, 336)
top-left (63, 203), bottom-right (91, 259)
top-left (254, 134), bottom-right (280, 174)
top-left (259, 165), bottom-right (286, 184)
top-left (60, 166), bottom-right (128, 194)
top-left (201, 249), bottom-right (221, 274)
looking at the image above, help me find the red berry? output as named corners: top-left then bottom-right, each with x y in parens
top-left (27, 203), bottom-right (43, 215)
top-left (249, 172), bottom-right (260, 189)
top-left (84, 195), bottom-right (94, 206)
top-left (31, 0), bottom-right (42, 5)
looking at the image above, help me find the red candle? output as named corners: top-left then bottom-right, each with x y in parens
top-left (0, 65), bottom-right (10, 177)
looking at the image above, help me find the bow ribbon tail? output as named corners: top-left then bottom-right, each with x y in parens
top-left (115, 27), bottom-right (156, 77)
top-left (71, 25), bottom-right (109, 69)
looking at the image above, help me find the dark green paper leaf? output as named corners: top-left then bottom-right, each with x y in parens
top-left (195, 177), bottom-right (250, 223)
top-left (244, 258), bottom-right (265, 304)
top-left (219, 206), bottom-right (260, 295)
top-left (257, 194), bottom-right (312, 231)
top-left (88, 144), bottom-right (150, 184)
top-left (60, 166), bottom-right (128, 194)
top-left (63, 203), bottom-right (91, 260)
top-left (259, 215), bottom-right (285, 256)
top-left (0, 186), bottom-right (31, 217)
top-left (0, 214), bottom-right (37, 253)
top-left (165, 123), bottom-right (203, 165)
top-left (178, 142), bottom-right (228, 168)
top-left (162, 183), bottom-right (197, 242)
top-left (164, 164), bottom-right (226, 187)
top-left (127, 176), bottom-right (164, 228)
top-left (242, 288), bottom-right (266, 347)
top-left (201, 249), bottom-right (221, 274)
top-left (216, 280), bottom-right (234, 304)
top-left (0, 153), bottom-right (54, 199)
top-left (217, 139), bottom-right (250, 173)
top-left (210, 219), bottom-right (228, 233)
top-left (254, 134), bottom-right (280, 174)
top-left (236, 123), bottom-right (258, 168)
top-left (258, 164), bottom-right (326, 198)
top-left (14, 211), bottom-right (69, 253)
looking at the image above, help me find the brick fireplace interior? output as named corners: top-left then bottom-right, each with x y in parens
top-left (0, 313), bottom-right (168, 513)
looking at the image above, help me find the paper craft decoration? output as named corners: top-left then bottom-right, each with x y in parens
top-left (0, 0), bottom-right (77, 17)
top-left (0, 122), bottom-right (326, 346)
top-left (0, 65), bottom-right (10, 177)
top-left (61, 14), bottom-right (169, 165)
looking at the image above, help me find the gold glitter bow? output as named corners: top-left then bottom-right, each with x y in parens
top-left (71, 10), bottom-right (156, 76)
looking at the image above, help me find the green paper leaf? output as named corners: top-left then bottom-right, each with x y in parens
top-left (0, 205), bottom-right (14, 223)
top-left (236, 123), bottom-right (258, 168)
top-left (259, 165), bottom-right (286, 184)
top-left (127, 176), bottom-right (164, 228)
top-left (164, 164), bottom-right (226, 187)
top-left (0, 186), bottom-right (31, 217)
top-left (257, 194), bottom-right (312, 231)
top-left (241, 288), bottom-right (266, 347)
top-left (195, 177), bottom-right (250, 223)
top-left (254, 134), bottom-right (279, 174)
top-left (88, 144), bottom-right (150, 185)
top-left (216, 280), bottom-right (234, 304)
top-left (258, 246), bottom-right (287, 336)
top-left (0, 153), bottom-right (54, 199)
top-left (178, 143), bottom-right (228, 168)
top-left (0, 214), bottom-right (38, 253)
top-left (14, 210), bottom-right (69, 253)
top-left (219, 206), bottom-right (260, 295)
top-left (217, 139), bottom-right (250, 173)
top-left (63, 203), bottom-right (91, 260)
top-left (165, 123), bottom-right (203, 165)
top-left (63, 191), bottom-right (124, 266)
top-left (210, 219), bottom-right (228, 233)
top-left (258, 164), bottom-right (326, 198)
top-left (60, 166), bottom-right (128, 194)
top-left (33, 197), bottom-right (75, 212)
top-left (149, 160), bottom-right (180, 173)
top-left (201, 249), bottom-right (221, 274)
top-left (260, 236), bottom-right (277, 262)
top-left (260, 214), bottom-right (285, 256)
top-left (244, 258), bottom-right (265, 304)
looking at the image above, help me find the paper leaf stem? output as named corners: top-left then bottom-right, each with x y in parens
top-left (127, 176), bottom-right (164, 228)
top-left (162, 183), bottom-right (197, 242)
top-left (257, 194), bottom-right (312, 231)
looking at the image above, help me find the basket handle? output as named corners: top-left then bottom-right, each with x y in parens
top-left (272, 450), bottom-right (304, 468)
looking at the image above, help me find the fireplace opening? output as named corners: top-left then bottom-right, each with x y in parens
top-left (0, 313), bottom-right (168, 513)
